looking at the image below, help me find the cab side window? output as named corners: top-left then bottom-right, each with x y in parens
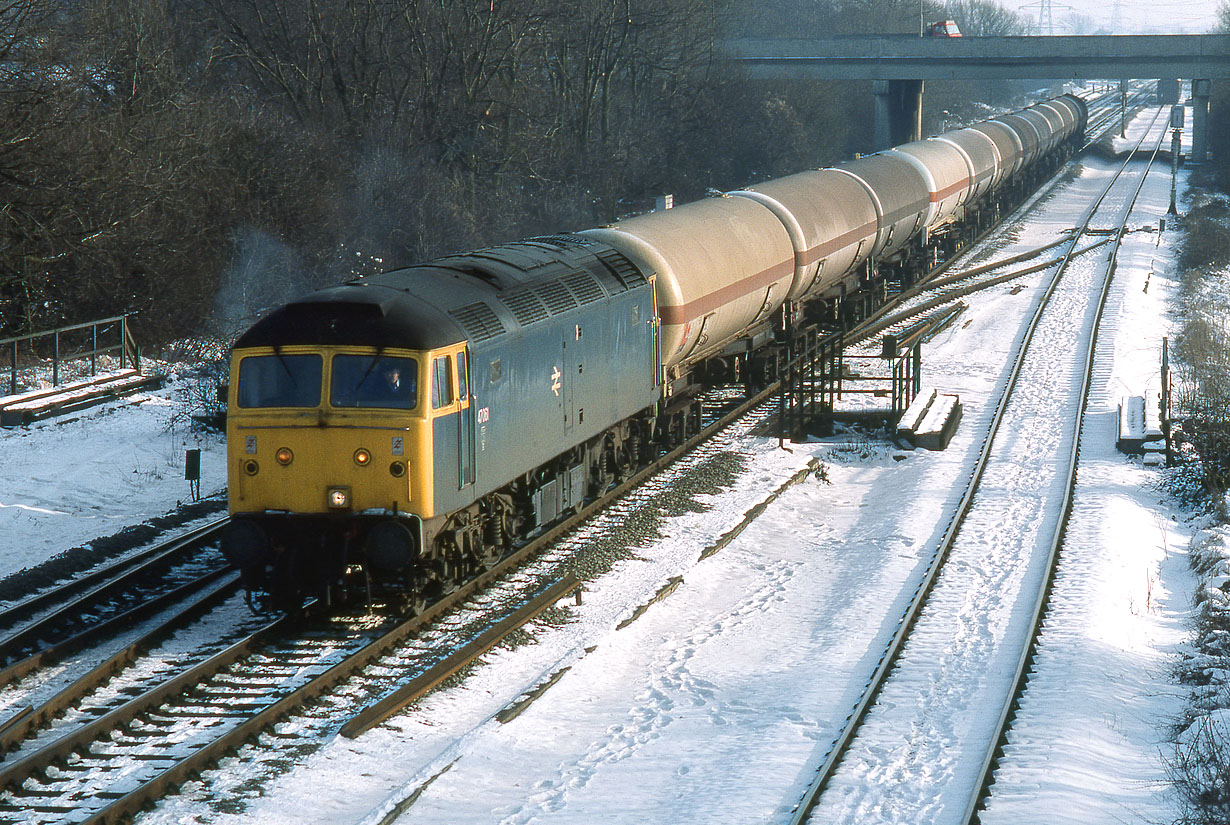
top-left (432, 356), bottom-right (454, 409)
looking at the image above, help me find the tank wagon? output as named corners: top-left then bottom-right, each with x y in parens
top-left (223, 94), bottom-right (1087, 608)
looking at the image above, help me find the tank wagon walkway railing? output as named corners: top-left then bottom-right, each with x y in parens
top-left (0, 314), bottom-right (162, 427)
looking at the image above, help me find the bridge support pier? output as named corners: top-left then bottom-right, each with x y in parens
top-left (873, 79), bottom-right (923, 151)
top-left (1191, 78), bottom-right (1210, 164)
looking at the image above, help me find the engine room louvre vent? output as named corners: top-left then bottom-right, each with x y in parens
top-left (528, 235), bottom-right (583, 251)
top-left (449, 301), bottom-right (507, 342)
top-left (502, 290), bottom-right (550, 326)
top-left (595, 249), bottom-right (648, 290)
top-left (535, 280), bottom-right (579, 315)
top-left (563, 272), bottom-right (606, 305)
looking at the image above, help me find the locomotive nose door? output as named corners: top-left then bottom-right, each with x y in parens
top-left (562, 322), bottom-right (584, 433)
top-left (457, 351), bottom-right (475, 488)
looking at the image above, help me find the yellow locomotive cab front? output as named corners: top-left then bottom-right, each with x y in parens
top-left (224, 344), bottom-right (456, 603)
top-left (227, 345), bottom-right (430, 518)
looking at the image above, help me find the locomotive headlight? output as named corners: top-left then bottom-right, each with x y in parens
top-left (327, 487), bottom-right (350, 509)
top-left (354, 448), bottom-right (371, 467)
top-left (275, 447), bottom-right (293, 465)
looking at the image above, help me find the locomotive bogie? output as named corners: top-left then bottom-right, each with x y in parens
top-left (581, 196), bottom-right (795, 370)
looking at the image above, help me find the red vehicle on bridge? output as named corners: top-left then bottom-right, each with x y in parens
top-left (927, 20), bottom-right (963, 36)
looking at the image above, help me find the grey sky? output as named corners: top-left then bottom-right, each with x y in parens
top-left (1010, 0), bottom-right (1222, 34)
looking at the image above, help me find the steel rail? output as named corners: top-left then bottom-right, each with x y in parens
top-left (0, 516), bottom-right (227, 636)
top-left (339, 573), bottom-right (580, 738)
top-left (72, 576), bottom-right (579, 825)
top-left (959, 106), bottom-right (1170, 825)
top-left (785, 105), bottom-right (1167, 825)
top-left (0, 572), bottom-right (242, 755)
top-left (0, 564), bottom-right (234, 691)
top-left (0, 518), bottom-right (229, 681)
top-left (0, 605), bottom-right (298, 794)
top-left (850, 237), bottom-right (1114, 348)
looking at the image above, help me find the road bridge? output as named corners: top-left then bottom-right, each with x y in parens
top-left (725, 35), bottom-right (1229, 157)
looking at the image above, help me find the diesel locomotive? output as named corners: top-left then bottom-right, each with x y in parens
top-left (222, 94), bottom-right (1087, 608)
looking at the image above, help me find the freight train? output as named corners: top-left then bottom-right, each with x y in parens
top-left (222, 93), bottom-right (1087, 609)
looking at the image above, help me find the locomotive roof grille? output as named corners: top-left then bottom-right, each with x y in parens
top-left (535, 280), bottom-right (578, 314)
top-left (449, 301), bottom-right (507, 342)
top-left (502, 290), bottom-right (550, 325)
top-left (595, 249), bottom-right (648, 290)
top-left (531, 234), bottom-right (589, 249)
top-left (563, 272), bottom-right (606, 304)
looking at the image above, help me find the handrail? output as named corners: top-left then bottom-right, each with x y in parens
top-left (0, 314), bottom-right (132, 347)
top-left (3, 314), bottom-right (139, 396)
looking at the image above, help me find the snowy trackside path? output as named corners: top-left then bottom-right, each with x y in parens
top-left (978, 174), bottom-right (1193, 824)
top-left (805, 247), bottom-right (1108, 823)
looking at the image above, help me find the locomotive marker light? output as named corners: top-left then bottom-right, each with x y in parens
top-left (275, 447), bottom-right (293, 465)
top-left (354, 448), bottom-right (372, 466)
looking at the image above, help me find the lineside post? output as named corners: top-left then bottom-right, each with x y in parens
top-left (1162, 337), bottom-right (1173, 467)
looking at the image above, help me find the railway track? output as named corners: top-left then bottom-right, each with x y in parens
top-left (0, 518), bottom-right (230, 680)
top-left (0, 378), bottom-right (776, 823)
top-left (786, 105), bottom-right (1170, 825)
top-left (0, 519), bottom-right (237, 751)
top-left (0, 571), bottom-right (576, 825)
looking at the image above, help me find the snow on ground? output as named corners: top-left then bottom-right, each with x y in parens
top-left (133, 109), bottom-right (1198, 825)
top-left (0, 361), bottom-right (228, 580)
top-left (0, 107), bottom-right (1200, 824)
top-left (978, 123), bottom-right (1193, 824)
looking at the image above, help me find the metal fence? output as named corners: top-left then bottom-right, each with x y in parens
top-left (1, 315), bottom-right (140, 397)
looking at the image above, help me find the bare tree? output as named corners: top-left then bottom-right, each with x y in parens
top-left (945, 0), bottom-right (1031, 35)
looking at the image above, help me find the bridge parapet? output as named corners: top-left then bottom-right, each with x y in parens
top-left (725, 35), bottom-right (1230, 80)
top-left (726, 35), bottom-right (1222, 158)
